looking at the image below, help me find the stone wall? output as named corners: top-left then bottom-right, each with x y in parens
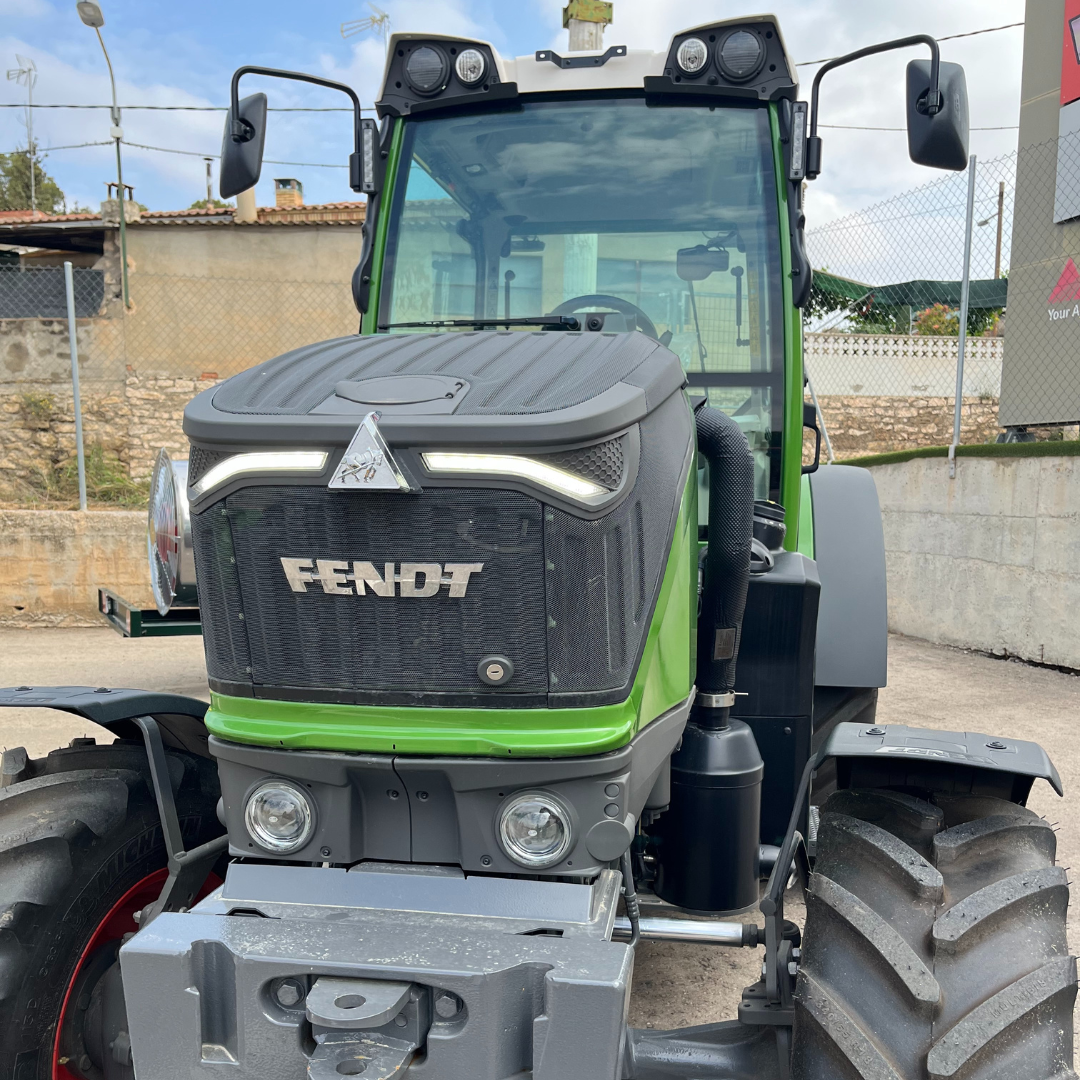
top-left (0, 375), bottom-right (217, 501)
top-left (814, 394), bottom-right (1002, 458)
top-left (0, 509), bottom-right (150, 626)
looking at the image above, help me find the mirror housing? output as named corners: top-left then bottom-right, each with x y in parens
top-left (907, 59), bottom-right (969, 171)
top-left (677, 244), bottom-right (730, 282)
top-left (220, 92), bottom-right (267, 200)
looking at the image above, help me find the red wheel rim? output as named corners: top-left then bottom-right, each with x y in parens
top-left (53, 869), bottom-right (221, 1079)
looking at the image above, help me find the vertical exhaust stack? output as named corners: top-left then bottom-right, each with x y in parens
top-left (564, 0), bottom-right (612, 52)
top-left (695, 405), bottom-right (755, 727)
top-left (652, 405), bottom-right (763, 915)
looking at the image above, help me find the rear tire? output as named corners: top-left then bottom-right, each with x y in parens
top-left (0, 739), bottom-right (220, 1080)
top-left (792, 787), bottom-right (1076, 1080)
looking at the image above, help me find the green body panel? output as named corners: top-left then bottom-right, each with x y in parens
top-left (770, 103), bottom-right (804, 550)
top-left (359, 119), bottom-right (405, 337)
top-left (797, 473), bottom-right (814, 557)
top-left (204, 455), bottom-right (698, 756)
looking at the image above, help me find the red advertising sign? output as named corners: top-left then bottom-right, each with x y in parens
top-left (1063, 0), bottom-right (1080, 106)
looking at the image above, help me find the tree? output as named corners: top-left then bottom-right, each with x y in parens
top-left (0, 150), bottom-right (66, 213)
top-left (189, 197), bottom-right (232, 209)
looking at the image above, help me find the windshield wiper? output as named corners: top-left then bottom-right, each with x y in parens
top-left (378, 315), bottom-right (581, 331)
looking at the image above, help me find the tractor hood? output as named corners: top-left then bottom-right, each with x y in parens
top-left (183, 329), bottom-right (687, 450)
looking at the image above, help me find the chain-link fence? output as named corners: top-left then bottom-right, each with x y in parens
top-left (0, 264), bottom-right (355, 506)
top-left (804, 140), bottom-right (1080, 460)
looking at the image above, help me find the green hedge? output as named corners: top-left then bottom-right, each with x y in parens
top-left (841, 440), bottom-right (1080, 469)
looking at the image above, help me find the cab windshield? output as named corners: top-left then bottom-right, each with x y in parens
top-left (379, 97), bottom-right (785, 497)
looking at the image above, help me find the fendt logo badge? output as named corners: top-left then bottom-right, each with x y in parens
top-left (280, 558), bottom-right (483, 597)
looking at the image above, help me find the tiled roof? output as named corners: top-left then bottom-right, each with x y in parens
top-left (0, 209), bottom-right (101, 223)
top-left (0, 202), bottom-right (366, 229)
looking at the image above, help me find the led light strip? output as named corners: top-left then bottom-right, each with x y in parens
top-left (421, 452), bottom-right (606, 498)
top-left (190, 451), bottom-right (328, 498)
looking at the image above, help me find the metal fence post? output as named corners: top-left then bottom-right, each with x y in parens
top-left (949, 154), bottom-right (977, 479)
top-left (63, 261), bottom-right (88, 511)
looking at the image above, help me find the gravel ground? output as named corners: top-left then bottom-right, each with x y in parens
top-left (1, 628), bottom-right (1077, 1031)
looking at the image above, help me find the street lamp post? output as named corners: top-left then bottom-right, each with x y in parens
top-left (76, 1), bottom-right (130, 307)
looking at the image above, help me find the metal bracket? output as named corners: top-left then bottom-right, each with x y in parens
top-left (309, 1030), bottom-right (418, 1080)
top-left (306, 977), bottom-right (414, 1030)
top-left (133, 716), bottom-right (227, 926)
top-left (535, 44), bottom-right (627, 68)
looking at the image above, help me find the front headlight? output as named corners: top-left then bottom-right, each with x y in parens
top-left (244, 780), bottom-right (316, 854)
top-left (148, 448), bottom-right (196, 616)
top-left (497, 791), bottom-right (573, 868)
top-left (421, 452), bottom-right (606, 499)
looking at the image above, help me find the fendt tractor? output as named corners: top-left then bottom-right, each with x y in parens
top-left (1, 14), bottom-right (1074, 1080)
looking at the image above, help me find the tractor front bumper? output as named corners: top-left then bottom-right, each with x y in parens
top-left (119, 862), bottom-right (632, 1080)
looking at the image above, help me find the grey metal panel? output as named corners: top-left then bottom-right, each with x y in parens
top-left (808, 465), bottom-right (887, 688)
top-left (121, 868), bottom-right (630, 1080)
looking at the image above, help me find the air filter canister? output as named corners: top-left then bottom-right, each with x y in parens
top-left (651, 720), bottom-right (764, 915)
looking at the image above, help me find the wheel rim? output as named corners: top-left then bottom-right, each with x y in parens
top-left (53, 868), bottom-right (167, 1080)
top-left (52, 868), bottom-right (221, 1079)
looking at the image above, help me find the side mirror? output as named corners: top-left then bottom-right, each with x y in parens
top-left (907, 59), bottom-right (968, 171)
top-left (677, 244), bottom-right (730, 282)
top-left (220, 92), bottom-right (267, 199)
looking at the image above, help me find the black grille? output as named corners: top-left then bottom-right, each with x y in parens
top-left (191, 400), bottom-right (690, 707)
top-left (187, 446), bottom-right (231, 486)
top-left (546, 394), bottom-right (690, 698)
top-left (193, 487), bottom-right (548, 702)
top-left (537, 437), bottom-right (624, 490)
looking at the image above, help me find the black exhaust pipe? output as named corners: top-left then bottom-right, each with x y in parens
top-left (651, 405), bottom-right (763, 915)
top-left (695, 405), bottom-right (755, 726)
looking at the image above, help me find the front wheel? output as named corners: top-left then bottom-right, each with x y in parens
top-left (0, 739), bottom-right (221, 1080)
top-left (793, 787), bottom-right (1076, 1080)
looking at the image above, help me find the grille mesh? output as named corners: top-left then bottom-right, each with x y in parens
top-left (545, 395), bottom-right (690, 695)
top-left (194, 487), bottom-right (547, 698)
top-left (191, 401), bottom-right (690, 704)
top-left (537, 437), bottom-right (624, 490)
top-left (187, 446), bottom-right (231, 485)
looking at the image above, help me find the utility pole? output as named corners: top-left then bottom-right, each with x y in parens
top-left (564, 0), bottom-right (612, 51)
top-left (77, 2), bottom-right (131, 308)
top-left (205, 157), bottom-right (213, 206)
top-left (994, 180), bottom-right (1005, 279)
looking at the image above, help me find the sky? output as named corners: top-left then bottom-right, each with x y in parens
top-left (0, 0), bottom-right (1027, 227)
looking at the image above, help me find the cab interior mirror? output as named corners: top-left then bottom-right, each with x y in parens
top-left (220, 92), bottom-right (268, 199)
top-left (677, 244), bottom-right (730, 282)
top-left (907, 59), bottom-right (969, 171)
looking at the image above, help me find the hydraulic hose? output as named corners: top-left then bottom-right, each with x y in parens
top-left (621, 849), bottom-right (641, 948)
top-left (694, 405), bottom-right (755, 728)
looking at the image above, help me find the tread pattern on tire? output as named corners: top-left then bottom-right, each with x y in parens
top-left (792, 787), bottom-right (1077, 1080)
top-left (0, 741), bottom-right (220, 1079)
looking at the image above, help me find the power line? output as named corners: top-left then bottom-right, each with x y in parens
top-left (821, 124), bottom-right (1019, 131)
top-left (796, 21), bottom-right (1024, 67)
top-left (26, 136), bottom-right (348, 169)
top-left (0, 102), bottom-right (366, 112)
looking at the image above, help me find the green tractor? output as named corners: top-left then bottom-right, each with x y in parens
top-left (1, 17), bottom-right (1073, 1080)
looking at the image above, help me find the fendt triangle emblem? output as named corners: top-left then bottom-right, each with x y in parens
top-left (328, 412), bottom-right (417, 492)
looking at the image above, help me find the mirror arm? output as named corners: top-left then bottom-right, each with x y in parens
top-left (228, 64), bottom-right (363, 156)
top-left (805, 34), bottom-right (941, 180)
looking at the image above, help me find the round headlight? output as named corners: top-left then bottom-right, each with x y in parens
top-left (455, 48), bottom-right (486, 86)
top-left (716, 29), bottom-right (766, 82)
top-left (497, 792), bottom-right (573, 869)
top-left (405, 45), bottom-right (449, 95)
top-left (245, 780), bottom-right (316, 854)
top-left (675, 37), bottom-right (708, 76)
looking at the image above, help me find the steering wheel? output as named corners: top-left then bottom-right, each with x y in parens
top-left (548, 294), bottom-right (660, 341)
